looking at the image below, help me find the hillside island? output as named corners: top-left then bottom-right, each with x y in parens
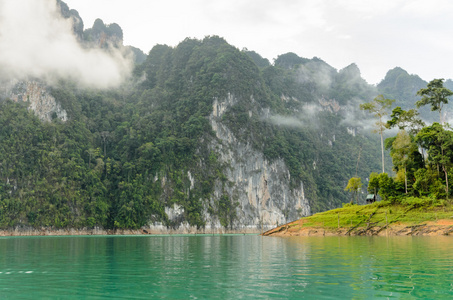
top-left (263, 199), bottom-right (453, 237)
top-left (1, 1), bottom-right (453, 236)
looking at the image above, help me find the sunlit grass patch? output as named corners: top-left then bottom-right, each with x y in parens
top-left (297, 197), bottom-right (453, 230)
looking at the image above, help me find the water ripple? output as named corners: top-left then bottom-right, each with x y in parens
top-left (0, 235), bottom-right (452, 298)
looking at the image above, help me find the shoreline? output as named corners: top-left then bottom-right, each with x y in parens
top-left (0, 228), bottom-right (141, 237)
top-left (4, 219), bottom-right (453, 237)
top-left (262, 219), bottom-right (453, 237)
top-left (0, 227), bottom-right (266, 237)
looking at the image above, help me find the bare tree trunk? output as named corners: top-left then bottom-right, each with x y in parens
top-left (441, 145), bottom-right (448, 200)
top-left (100, 131), bottom-right (110, 158)
top-left (443, 165), bottom-right (449, 201)
top-left (380, 132), bottom-right (385, 173)
top-left (404, 166), bottom-right (407, 194)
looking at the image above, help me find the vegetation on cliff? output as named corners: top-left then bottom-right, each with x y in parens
top-left (0, 35), bottom-right (388, 230)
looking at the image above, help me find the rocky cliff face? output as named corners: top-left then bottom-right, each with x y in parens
top-left (207, 94), bottom-right (311, 231)
top-left (1, 80), bottom-right (67, 122)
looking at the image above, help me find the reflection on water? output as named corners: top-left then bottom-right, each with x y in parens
top-left (0, 235), bottom-right (452, 299)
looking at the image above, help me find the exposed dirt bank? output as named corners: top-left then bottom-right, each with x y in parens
top-left (262, 219), bottom-right (453, 237)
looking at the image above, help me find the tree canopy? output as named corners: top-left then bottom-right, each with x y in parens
top-left (416, 78), bottom-right (453, 123)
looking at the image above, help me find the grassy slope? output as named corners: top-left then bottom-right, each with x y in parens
top-left (264, 197), bottom-right (453, 236)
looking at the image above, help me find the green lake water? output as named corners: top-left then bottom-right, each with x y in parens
top-left (0, 234), bottom-right (452, 299)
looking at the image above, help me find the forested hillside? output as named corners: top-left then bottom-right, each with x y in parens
top-left (0, 1), bottom-right (449, 233)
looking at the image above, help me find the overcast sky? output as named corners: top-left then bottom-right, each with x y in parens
top-left (64, 0), bottom-right (453, 85)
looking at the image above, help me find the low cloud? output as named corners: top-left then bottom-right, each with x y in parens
top-left (270, 99), bottom-right (380, 134)
top-left (0, 0), bottom-right (132, 89)
top-left (269, 103), bottom-right (322, 129)
top-left (270, 115), bottom-right (306, 128)
top-left (340, 102), bottom-right (367, 127)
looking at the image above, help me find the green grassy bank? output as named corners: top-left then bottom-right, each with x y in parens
top-left (264, 197), bottom-right (453, 236)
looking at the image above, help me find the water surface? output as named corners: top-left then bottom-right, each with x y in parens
top-left (0, 235), bottom-right (452, 299)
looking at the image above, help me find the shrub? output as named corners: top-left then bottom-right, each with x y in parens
top-left (400, 196), bottom-right (438, 210)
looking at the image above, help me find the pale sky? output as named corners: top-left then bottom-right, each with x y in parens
top-left (64, 0), bottom-right (453, 85)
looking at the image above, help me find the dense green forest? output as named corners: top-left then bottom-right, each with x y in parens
top-left (0, 3), bottom-right (451, 231)
top-left (0, 34), bottom-right (388, 230)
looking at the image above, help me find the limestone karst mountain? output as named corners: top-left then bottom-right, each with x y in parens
top-left (0, 1), bottom-right (450, 233)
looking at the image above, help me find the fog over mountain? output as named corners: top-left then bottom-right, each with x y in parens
top-left (0, 0), bottom-right (132, 88)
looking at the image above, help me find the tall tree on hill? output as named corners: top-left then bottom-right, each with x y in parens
top-left (416, 78), bottom-right (453, 124)
top-left (360, 95), bottom-right (395, 173)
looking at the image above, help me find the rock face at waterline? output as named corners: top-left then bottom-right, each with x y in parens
top-left (207, 95), bottom-right (309, 231)
top-left (149, 94), bottom-right (311, 234)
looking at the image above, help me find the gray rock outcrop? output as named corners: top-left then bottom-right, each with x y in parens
top-left (1, 80), bottom-right (67, 122)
